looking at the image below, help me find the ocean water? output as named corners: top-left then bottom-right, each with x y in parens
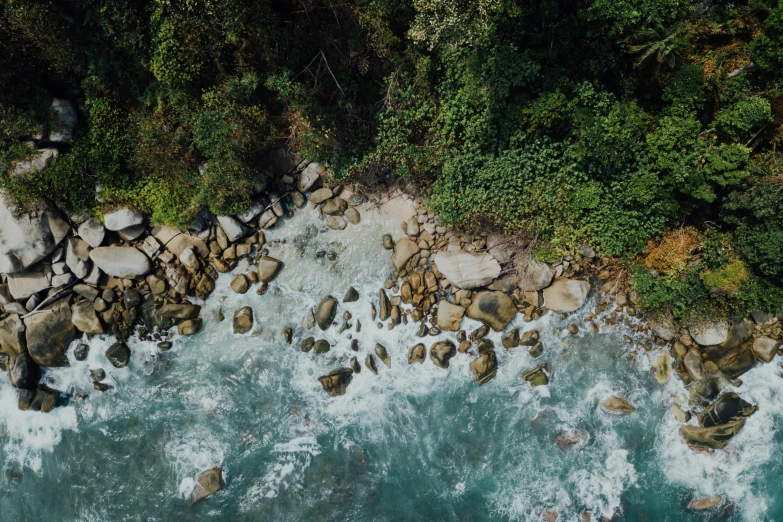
top-left (1, 204), bottom-right (782, 522)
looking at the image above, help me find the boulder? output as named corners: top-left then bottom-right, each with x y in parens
top-left (517, 259), bottom-right (556, 292)
top-left (310, 187), bottom-right (333, 204)
top-left (106, 341), bottom-right (131, 368)
top-left (24, 297), bottom-right (75, 367)
top-left (216, 216), bottom-right (248, 242)
top-left (690, 320), bottom-right (729, 347)
top-left (257, 256), bottom-right (282, 282)
top-left (648, 317), bottom-right (677, 341)
top-left (89, 247), bottom-right (151, 278)
top-left (233, 307), bottom-right (254, 334)
top-left (188, 467), bottom-right (225, 505)
top-left (382, 235), bottom-right (394, 250)
top-left (697, 393), bottom-right (757, 428)
top-left (680, 419), bottom-right (746, 451)
top-left (365, 354), bottom-right (378, 374)
top-left (391, 238), bottom-right (420, 270)
top-left (322, 198), bottom-right (347, 216)
top-left (77, 218), bottom-right (105, 248)
top-left (48, 98), bottom-right (78, 142)
top-left (327, 216), bottom-right (346, 230)
top-left (230, 274), bottom-right (249, 294)
top-left (752, 337), bottom-right (781, 363)
top-left (65, 237), bottom-right (92, 279)
top-left (408, 343), bottom-right (426, 364)
top-left (716, 341), bottom-right (757, 379)
top-left (466, 291), bottom-right (517, 331)
top-left (378, 289), bottom-right (391, 321)
top-left (298, 162), bottom-right (324, 192)
top-left (71, 299), bottom-right (104, 334)
top-left (688, 496), bottom-right (722, 511)
top-left (7, 353), bottom-right (40, 389)
top-left (118, 224), bottom-right (145, 241)
top-left (522, 365), bottom-right (549, 387)
top-left (470, 351), bottom-right (498, 385)
top-left (683, 349), bottom-right (705, 382)
top-left (602, 396), bottom-right (636, 415)
top-left (0, 314), bottom-right (26, 356)
top-left (258, 209), bottom-right (278, 229)
top-left (236, 201), bottom-right (265, 223)
top-left (103, 208), bottom-right (144, 231)
top-left (343, 287), bottom-right (359, 303)
top-left (6, 271), bottom-right (51, 300)
top-left (21, 385), bottom-right (59, 412)
top-left (0, 195), bottom-right (70, 274)
top-left (436, 300), bottom-right (465, 332)
top-left (151, 226), bottom-right (209, 258)
top-left (318, 368), bottom-right (354, 397)
top-left (315, 296), bottom-right (338, 330)
top-left (159, 304), bottom-right (201, 320)
top-left (375, 343), bottom-right (391, 368)
top-left (344, 207), bottom-right (361, 224)
top-left (501, 328), bottom-right (520, 349)
top-left (542, 279), bottom-right (591, 313)
top-left (429, 340), bottom-right (456, 368)
top-left (433, 251), bottom-right (501, 290)
top-left (178, 318), bottom-right (203, 336)
top-left (314, 339), bottom-right (330, 354)
top-left (179, 247), bottom-right (200, 271)
top-left (11, 148), bottom-right (58, 177)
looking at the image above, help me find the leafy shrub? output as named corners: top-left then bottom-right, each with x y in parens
top-left (715, 96), bottom-right (773, 142)
top-left (748, 5), bottom-right (783, 76)
top-left (701, 260), bottom-right (747, 295)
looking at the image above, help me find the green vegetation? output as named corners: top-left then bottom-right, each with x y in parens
top-left (1, 0), bottom-right (782, 319)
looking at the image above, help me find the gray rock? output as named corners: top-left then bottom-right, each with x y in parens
top-left (71, 299), bottom-right (104, 334)
top-left (48, 98), bottom-right (78, 143)
top-left (6, 271), bottom-right (51, 300)
top-left (89, 247), bottom-right (151, 278)
top-left (65, 237), bottom-right (91, 279)
top-left (51, 273), bottom-right (74, 287)
top-left (0, 194), bottom-right (70, 273)
top-left (298, 162), bottom-right (324, 192)
top-left (216, 216), bottom-right (248, 242)
top-left (24, 297), bottom-right (75, 367)
top-left (236, 201), bottom-right (265, 223)
top-left (517, 259), bottom-right (556, 292)
top-left (151, 226), bottom-right (208, 258)
top-left (103, 208), bottom-right (144, 231)
top-left (542, 279), bottom-right (590, 313)
top-left (7, 353), bottom-right (40, 389)
top-left (77, 218), bottom-right (106, 248)
top-left (690, 320), bottom-right (730, 347)
top-left (118, 224), bottom-right (146, 241)
top-left (315, 296), bottom-right (338, 330)
top-left (433, 251), bottom-right (501, 289)
top-left (752, 337), bottom-right (781, 363)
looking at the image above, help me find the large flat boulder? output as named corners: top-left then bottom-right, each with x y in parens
top-left (71, 299), bottom-right (104, 334)
top-left (216, 216), bottom-right (247, 242)
top-left (436, 300), bottom-right (466, 331)
top-left (517, 259), bottom-right (555, 291)
top-left (0, 194), bottom-right (70, 274)
top-left (89, 247), bottom-right (151, 278)
top-left (466, 291), bottom-right (517, 331)
top-left (433, 251), bottom-right (501, 289)
top-left (7, 270), bottom-right (51, 300)
top-left (542, 279), bottom-right (591, 312)
top-left (77, 218), bottom-right (105, 248)
top-left (103, 208), bottom-right (144, 231)
top-left (24, 297), bottom-right (75, 367)
top-left (690, 320), bottom-right (729, 347)
top-left (152, 226), bottom-right (209, 258)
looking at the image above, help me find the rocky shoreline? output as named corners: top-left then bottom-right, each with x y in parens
top-left (2, 134), bottom-right (783, 511)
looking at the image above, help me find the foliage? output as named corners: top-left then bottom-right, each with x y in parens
top-left (714, 96), bottom-right (773, 142)
top-left (748, 5), bottom-right (783, 77)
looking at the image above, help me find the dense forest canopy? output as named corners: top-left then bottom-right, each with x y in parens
top-left (1, 0), bottom-right (782, 321)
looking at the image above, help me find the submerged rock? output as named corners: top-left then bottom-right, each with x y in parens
top-left (188, 467), bottom-right (225, 505)
top-left (318, 368), bottom-right (353, 397)
top-left (688, 496), bottom-right (722, 511)
top-left (602, 396), bottom-right (636, 415)
top-left (429, 341), bottom-right (456, 368)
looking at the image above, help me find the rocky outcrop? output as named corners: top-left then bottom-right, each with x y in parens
top-left (436, 300), bottom-right (465, 332)
top-left (7, 353), bottom-right (40, 389)
top-left (433, 251), bottom-right (500, 289)
top-left (0, 195), bottom-right (69, 274)
top-left (89, 247), bottom-right (151, 278)
top-left (542, 279), bottom-right (590, 313)
top-left (188, 467), bottom-right (225, 505)
top-left (318, 368), bottom-right (353, 397)
top-left (24, 297), bottom-right (75, 367)
top-left (466, 291), bottom-right (517, 331)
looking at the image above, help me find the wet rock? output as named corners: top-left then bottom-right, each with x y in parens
top-left (429, 340), bottom-right (456, 368)
top-left (529, 342), bottom-right (543, 358)
top-left (21, 385), bottom-right (59, 412)
top-left (680, 419), bottom-right (746, 451)
top-left (159, 304), bottom-right (201, 320)
top-left (752, 337), bottom-right (781, 363)
top-left (89, 247), bottom-right (151, 278)
top-left (466, 291), bottom-right (517, 331)
top-left (0, 314), bottom-right (26, 357)
top-left (435, 300), bottom-right (465, 332)
top-left (73, 343), bottom-right (89, 361)
top-left (157, 341), bottom-right (172, 351)
top-left (7, 353), bottom-right (40, 389)
top-left (318, 368), bottom-right (354, 397)
top-left (300, 337), bottom-right (315, 352)
top-left (555, 431), bottom-right (582, 450)
top-left (716, 341), bottom-right (756, 379)
top-left (315, 296), bottom-right (338, 330)
top-left (458, 340), bottom-right (472, 353)
top-left (688, 496), bottom-right (722, 511)
top-left (602, 396), bottom-right (636, 415)
top-left (365, 354), bottom-right (378, 374)
top-left (283, 327), bottom-right (293, 344)
top-left (501, 328), bottom-right (520, 349)
top-left (697, 393), bottom-right (757, 428)
top-left (433, 251), bottom-right (501, 289)
top-left (375, 343), bottom-right (391, 368)
top-left (470, 324), bottom-right (490, 342)
top-left (391, 238), bottom-right (420, 270)
top-left (188, 467), bottom-right (225, 505)
top-left (382, 235), bottom-right (394, 250)
top-left (408, 343), bottom-right (426, 364)
top-left (313, 339), bottom-right (330, 354)
top-left (233, 307), bottom-right (254, 334)
top-left (178, 318), bottom-right (203, 336)
top-left (378, 289), bottom-right (391, 321)
top-left (470, 351), bottom-right (498, 385)
top-left (652, 353), bottom-right (672, 385)
top-left (343, 287), bottom-right (359, 303)
top-left (522, 365), bottom-right (549, 387)
top-left (542, 279), bottom-right (590, 313)
top-left (683, 349), bottom-right (705, 382)
top-left (477, 338), bottom-right (494, 354)
top-left (350, 356), bottom-right (361, 374)
top-left (24, 297), bottom-right (75, 367)
top-left (71, 299), bottom-right (104, 334)
top-left (230, 274), bottom-right (249, 294)
top-left (350, 339), bottom-right (359, 351)
top-left (106, 341), bottom-right (131, 368)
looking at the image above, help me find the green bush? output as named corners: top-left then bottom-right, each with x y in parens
top-left (714, 96), bottom-right (773, 142)
top-left (748, 5), bottom-right (783, 76)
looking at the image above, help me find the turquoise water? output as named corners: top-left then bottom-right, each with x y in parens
top-left (2, 205), bottom-right (782, 521)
